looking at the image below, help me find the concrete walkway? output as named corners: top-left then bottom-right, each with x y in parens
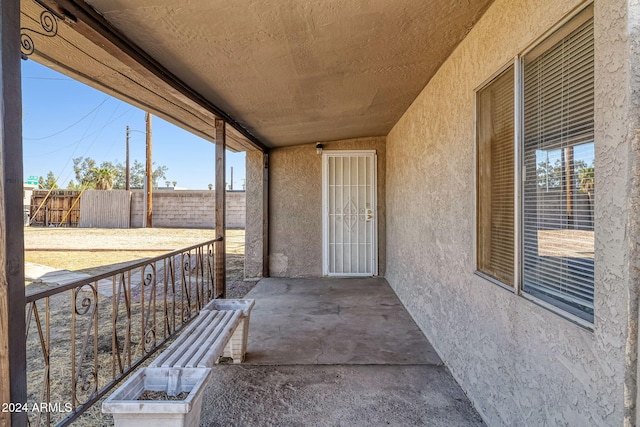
top-left (200, 278), bottom-right (484, 426)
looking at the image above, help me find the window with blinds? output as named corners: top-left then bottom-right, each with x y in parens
top-left (476, 66), bottom-right (515, 286)
top-left (475, 5), bottom-right (595, 324)
top-left (522, 6), bottom-right (594, 322)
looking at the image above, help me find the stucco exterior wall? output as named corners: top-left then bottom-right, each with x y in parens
top-left (386, 0), bottom-right (633, 425)
top-left (269, 137), bottom-right (386, 277)
top-left (627, 1), bottom-right (640, 424)
top-left (245, 151), bottom-right (267, 278)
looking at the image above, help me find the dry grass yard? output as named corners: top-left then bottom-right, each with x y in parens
top-left (537, 229), bottom-right (594, 259)
top-left (24, 227), bottom-right (247, 282)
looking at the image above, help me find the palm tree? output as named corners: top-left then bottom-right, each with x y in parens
top-left (578, 166), bottom-right (594, 202)
top-left (93, 167), bottom-right (116, 190)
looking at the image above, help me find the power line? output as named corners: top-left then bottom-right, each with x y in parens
top-left (58, 104), bottom-right (132, 186)
top-left (23, 95), bottom-right (110, 141)
top-left (102, 109), bottom-right (137, 159)
top-left (26, 105), bottom-right (136, 196)
top-left (44, 95), bottom-right (107, 189)
top-left (24, 107), bottom-right (135, 157)
top-left (22, 76), bottom-right (71, 81)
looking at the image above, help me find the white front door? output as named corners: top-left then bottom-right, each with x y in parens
top-left (322, 151), bottom-right (377, 276)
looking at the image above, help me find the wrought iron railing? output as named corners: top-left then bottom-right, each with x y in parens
top-left (24, 238), bottom-right (223, 426)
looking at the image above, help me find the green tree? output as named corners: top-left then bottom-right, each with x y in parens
top-left (537, 157), bottom-right (588, 190)
top-left (73, 157), bottom-right (97, 188)
top-left (41, 171), bottom-right (58, 190)
top-left (152, 164), bottom-right (168, 188)
top-left (99, 161), bottom-right (124, 189)
top-left (73, 157), bottom-right (168, 190)
top-left (93, 167), bottom-right (116, 190)
top-left (537, 159), bottom-right (562, 189)
top-left (128, 160), bottom-right (168, 189)
top-left (578, 165), bottom-right (594, 201)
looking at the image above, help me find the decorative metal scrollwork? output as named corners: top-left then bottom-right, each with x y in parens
top-left (74, 286), bottom-right (96, 315)
top-left (79, 371), bottom-right (97, 394)
top-left (143, 327), bottom-right (156, 353)
top-left (20, 8), bottom-right (58, 57)
top-left (183, 305), bottom-right (192, 321)
top-left (143, 263), bottom-right (156, 287)
top-left (74, 370), bottom-right (98, 404)
top-left (182, 252), bottom-right (192, 273)
top-left (72, 282), bottom-right (99, 407)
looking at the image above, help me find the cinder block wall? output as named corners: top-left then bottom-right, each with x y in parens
top-left (130, 190), bottom-right (245, 228)
top-left (226, 192), bottom-right (245, 228)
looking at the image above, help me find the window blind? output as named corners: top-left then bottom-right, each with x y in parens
top-left (477, 66), bottom-right (515, 286)
top-left (522, 7), bottom-right (594, 322)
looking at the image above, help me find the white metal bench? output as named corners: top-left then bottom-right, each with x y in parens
top-left (202, 299), bottom-right (255, 363)
top-left (150, 299), bottom-right (255, 368)
top-left (104, 299), bottom-right (255, 425)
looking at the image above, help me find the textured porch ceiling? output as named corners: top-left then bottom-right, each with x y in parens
top-left (80, 0), bottom-right (493, 148)
top-left (21, 0), bottom-right (493, 149)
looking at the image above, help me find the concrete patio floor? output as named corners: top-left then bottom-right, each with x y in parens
top-left (200, 278), bottom-right (484, 426)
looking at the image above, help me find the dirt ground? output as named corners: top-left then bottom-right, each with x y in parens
top-left (24, 227), bottom-right (251, 295)
top-left (24, 227), bottom-right (222, 250)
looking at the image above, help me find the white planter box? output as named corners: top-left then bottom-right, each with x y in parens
top-left (102, 367), bottom-right (211, 427)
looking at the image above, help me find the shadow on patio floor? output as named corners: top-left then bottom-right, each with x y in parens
top-left (200, 277), bottom-right (484, 426)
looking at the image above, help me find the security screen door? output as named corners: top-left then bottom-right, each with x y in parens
top-left (322, 151), bottom-right (377, 276)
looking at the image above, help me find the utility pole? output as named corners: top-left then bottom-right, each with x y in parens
top-left (125, 125), bottom-right (130, 190)
top-left (230, 166), bottom-right (233, 190)
top-left (565, 146), bottom-right (574, 228)
top-left (145, 113), bottom-right (153, 228)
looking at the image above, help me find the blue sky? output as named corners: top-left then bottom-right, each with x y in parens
top-left (21, 59), bottom-right (246, 190)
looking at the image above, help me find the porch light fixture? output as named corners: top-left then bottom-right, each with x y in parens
top-left (316, 144), bottom-right (323, 154)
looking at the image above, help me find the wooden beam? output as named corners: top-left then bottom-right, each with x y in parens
top-left (0, 0), bottom-right (27, 424)
top-left (42, 0), bottom-right (269, 153)
top-left (145, 112), bottom-right (152, 228)
top-left (263, 152), bottom-right (270, 278)
top-left (215, 120), bottom-right (226, 298)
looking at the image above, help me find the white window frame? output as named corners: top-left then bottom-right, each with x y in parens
top-left (474, 2), bottom-right (595, 330)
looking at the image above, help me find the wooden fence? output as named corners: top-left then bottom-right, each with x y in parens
top-left (29, 190), bottom-right (81, 227)
top-left (79, 190), bottom-right (131, 228)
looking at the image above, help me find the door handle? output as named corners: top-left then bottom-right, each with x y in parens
top-left (366, 209), bottom-right (373, 221)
